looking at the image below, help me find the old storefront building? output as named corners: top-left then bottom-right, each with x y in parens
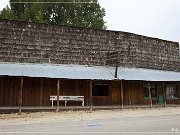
top-left (0, 19), bottom-right (180, 112)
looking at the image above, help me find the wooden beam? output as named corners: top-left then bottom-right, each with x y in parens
top-left (163, 82), bottom-right (166, 107)
top-left (18, 77), bottom-right (23, 114)
top-left (90, 80), bottom-right (92, 111)
top-left (115, 66), bottom-right (118, 79)
top-left (121, 81), bottom-right (124, 109)
top-left (178, 82), bottom-right (180, 104)
top-left (56, 79), bottom-right (60, 112)
top-left (0, 77), bottom-right (3, 106)
top-left (39, 78), bottom-right (43, 106)
top-left (128, 82), bottom-right (131, 105)
top-left (148, 82), bottom-right (152, 108)
top-left (109, 84), bottom-right (112, 106)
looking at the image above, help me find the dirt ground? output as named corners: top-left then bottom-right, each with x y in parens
top-left (0, 107), bottom-right (180, 125)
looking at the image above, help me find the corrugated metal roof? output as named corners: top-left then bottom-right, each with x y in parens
top-left (0, 62), bottom-right (115, 80)
top-left (118, 67), bottom-right (180, 81)
top-left (0, 62), bottom-right (180, 81)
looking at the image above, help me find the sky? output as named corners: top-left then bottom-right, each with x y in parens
top-left (0, 0), bottom-right (180, 43)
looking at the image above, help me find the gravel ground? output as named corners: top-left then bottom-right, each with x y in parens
top-left (0, 107), bottom-right (180, 125)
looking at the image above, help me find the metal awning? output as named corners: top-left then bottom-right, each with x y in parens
top-left (118, 67), bottom-right (180, 81)
top-left (0, 62), bottom-right (180, 81)
top-left (0, 62), bottom-right (115, 80)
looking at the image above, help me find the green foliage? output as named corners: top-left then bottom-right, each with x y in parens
top-left (0, 6), bottom-right (14, 20)
top-left (0, 0), bottom-right (106, 29)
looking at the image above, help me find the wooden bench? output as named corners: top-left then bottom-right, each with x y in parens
top-left (50, 96), bottom-right (84, 107)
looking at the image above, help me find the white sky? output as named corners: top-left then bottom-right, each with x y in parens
top-left (0, 0), bottom-right (180, 43)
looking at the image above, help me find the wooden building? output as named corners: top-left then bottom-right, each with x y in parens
top-left (0, 19), bottom-right (180, 112)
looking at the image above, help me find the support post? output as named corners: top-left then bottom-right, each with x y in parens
top-left (163, 82), bottom-right (166, 107)
top-left (109, 85), bottom-right (112, 106)
top-left (121, 81), bottom-right (124, 110)
top-left (56, 79), bottom-right (60, 112)
top-left (18, 77), bottom-right (23, 114)
top-left (39, 78), bottom-right (43, 106)
top-left (90, 80), bottom-right (92, 111)
top-left (115, 66), bottom-right (118, 79)
top-left (179, 82), bottom-right (180, 102)
top-left (0, 78), bottom-right (4, 105)
top-left (148, 82), bottom-right (152, 108)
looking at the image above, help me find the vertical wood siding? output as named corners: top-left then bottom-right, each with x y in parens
top-left (0, 76), bottom-right (179, 106)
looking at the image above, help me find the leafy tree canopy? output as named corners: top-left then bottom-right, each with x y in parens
top-left (0, 0), bottom-right (106, 29)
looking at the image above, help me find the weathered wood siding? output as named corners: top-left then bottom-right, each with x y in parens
top-left (0, 77), bottom-right (90, 106)
top-left (123, 81), bottom-right (144, 105)
top-left (111, 80), bottom-right (121, 105)
top-left (0, 77), bottom-right (179, 106)
top-left (166, 99), bottom-right (180, 104)
top-left (0, 77), bottom-right (20, 106)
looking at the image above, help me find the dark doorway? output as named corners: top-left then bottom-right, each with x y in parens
top-left (92, 84), bottom-right (110, 96)
top-left (92, 83), bottom-right (111, 106)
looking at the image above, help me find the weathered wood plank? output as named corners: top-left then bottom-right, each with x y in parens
top-left (56, 79), bottom-right (60, 112)
top-left (0, 78), bottom-right (3, 106)
top-left (148, 82), bottom-right (152, 108)
top-left (121, 81), bottom-right (124, 109)
top-left (90, 80), bottom-right (92, 111)
top-left (163, 82), bottom-right (166, 107)
top-left (39, 78), bottom-right (43, 106)
top-left (18, 77), bottom-right (23, 114)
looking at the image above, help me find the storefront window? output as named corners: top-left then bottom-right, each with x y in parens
top-left (143, 83), bottom-right (158, 98)
top-left (166, 84), bottom-right (179, 99)
top-left (144, 84), bottom-right (149, 98)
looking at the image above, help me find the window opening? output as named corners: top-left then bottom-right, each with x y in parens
top-left (92, 84), bottom-right (110, 96)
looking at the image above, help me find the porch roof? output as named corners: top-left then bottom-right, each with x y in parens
top-left (0, 62), bottom-right (115, 80)
top-left (0, 62), bottom-right (180, 81)
top-left (118, 67), bottom-right (180, 81)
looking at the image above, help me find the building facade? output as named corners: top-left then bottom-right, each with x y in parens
top-left (0, 19), bottom-right (180, 111)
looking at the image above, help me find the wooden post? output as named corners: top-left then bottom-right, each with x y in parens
top-left (115, 66), bottom-right (118, 79)
top-left (0, 78), bottom-right (3, 105)
top-left (56, 79), bottom-right (60, 112)
top-left (18, 77), bottom-right (23, 114)
top-left (179, 82), bottom-right (180, 103)
top-left (121, 81), bottom-right (124, 109)
top-left (109, 85), bottom-right (112, 106)
top-left (90, 80), bottom-right (92, 111)
top-left (148, 82), bottom-right (152, 108)
top-left (39, 78), bottom-right (43, 106)
top-left (163, 82), bottom-right (166, 107)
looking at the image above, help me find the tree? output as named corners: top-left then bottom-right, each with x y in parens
top-left (0, 0), bottom-right (106, 29)
top-left (0, 6), bottom-right (14, 20)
